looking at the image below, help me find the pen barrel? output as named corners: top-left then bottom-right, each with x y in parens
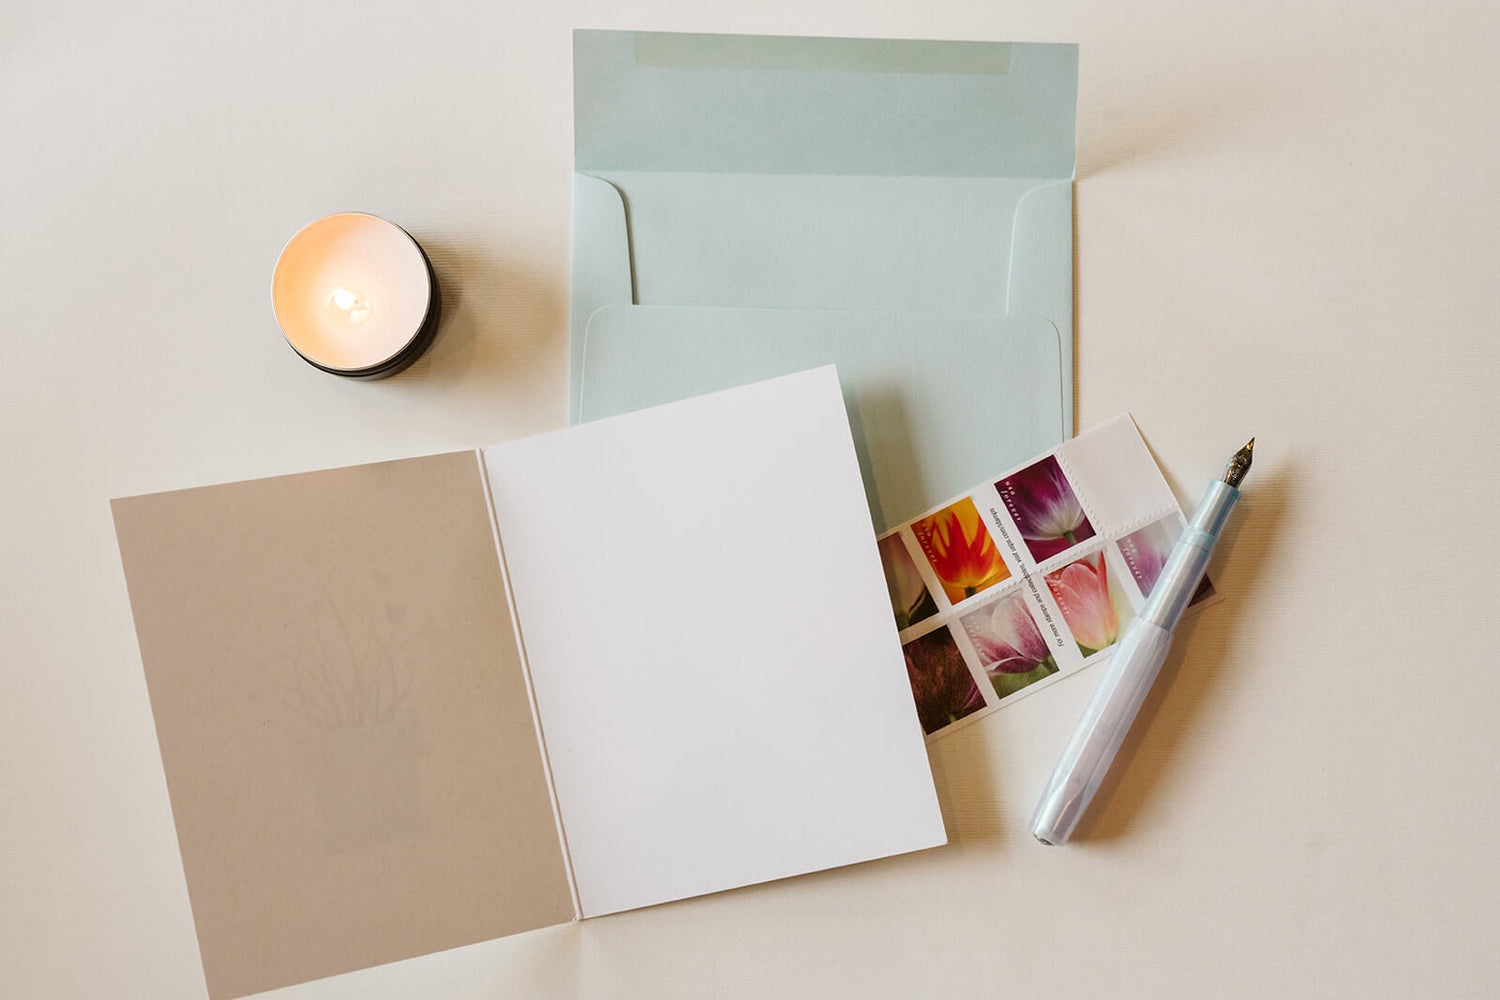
top-left (1028, 620), bottom-right (1173, 845)
top-left (1029, 479), bottom-right (1241, 846)
top-left (1141, 480), bottom-right (1239, 631)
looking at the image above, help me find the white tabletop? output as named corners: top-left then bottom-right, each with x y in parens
top-left (4, 4), bottom-right (1497, 997)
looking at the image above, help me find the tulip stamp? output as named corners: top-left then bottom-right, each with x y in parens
top-left (995, 454), bottom-right (1097, 563)
top-left (1043, 551), bottom-right (1137, 658)
top-left (900, 626), bottom-right (988, 736)
top-left (878, 534), bottom-right (940, 630)
top-left (909, 497), bottom-right (1011, 605)
top-left (958, 592), bottom-right (1061, 702)
top-left (1116, 517), bottom-right (1178, 596)
top-left (1117, 516), bottom-right (1217, 608)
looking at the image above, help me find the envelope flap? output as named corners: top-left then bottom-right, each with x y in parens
top-left (575, 30), bottom-right (1077, 178)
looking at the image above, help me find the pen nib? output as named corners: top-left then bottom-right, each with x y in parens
top-left (1223, 438), bottom-right (1254, 488)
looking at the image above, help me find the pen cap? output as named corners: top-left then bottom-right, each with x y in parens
top-left (1029, 619), bottom-right (1175, 845)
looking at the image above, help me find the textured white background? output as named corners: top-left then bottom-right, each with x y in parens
top-left (3, 2), bottom-right (1497, 997)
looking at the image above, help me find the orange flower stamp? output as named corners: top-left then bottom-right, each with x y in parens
top-left (910, 497), bottom-right (1010, 605)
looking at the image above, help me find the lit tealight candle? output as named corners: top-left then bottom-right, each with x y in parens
top-left (271, 213), bottom-right (440, 378)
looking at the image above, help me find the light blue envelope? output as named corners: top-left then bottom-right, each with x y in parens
top-left (571, 31), bottom-right (1078, 519)
top-left (579, 307), bottom-right (1065, 532)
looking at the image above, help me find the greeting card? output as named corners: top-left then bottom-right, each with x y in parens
top-left (112, 367), bottom-right (944, 1000)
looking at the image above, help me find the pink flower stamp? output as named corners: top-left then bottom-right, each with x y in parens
top-left (1044, 551), bottom-right (1135, 657)
top-left (959, 591), bottom-right (1062, 702)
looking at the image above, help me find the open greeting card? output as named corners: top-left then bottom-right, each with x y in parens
top-left (879, 416), bottom-right (1216, 740)
top-left (111, 368), bottom-right (945, 1000)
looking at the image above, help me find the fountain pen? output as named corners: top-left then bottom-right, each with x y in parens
top-left (1029, 439), bottom-right (1254, 846)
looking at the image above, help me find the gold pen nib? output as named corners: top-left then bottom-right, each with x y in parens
top-left (1223, 438), bottom-right (1254, 488)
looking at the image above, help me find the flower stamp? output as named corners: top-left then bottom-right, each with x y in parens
top-left (995, 455), bottom-right (1096, 563)
top-left (901, 626), bottom-right (986, 735)
top-left (878, 533), bottom-right (938, 631)
top-left (1117, 516), bottom-right (1216, 606)
top-left (910, 496), bottom-right (1010, 605)
top-left (959, 592), bottom-right (1060, 702)
top-left (1043, 551), bottom-right (1136, 657)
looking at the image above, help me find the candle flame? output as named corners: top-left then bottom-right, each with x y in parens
top-left (327, 285), bottom-right (374, 327)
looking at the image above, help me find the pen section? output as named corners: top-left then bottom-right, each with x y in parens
top-left (875, 416), bottom-right (1219, 740)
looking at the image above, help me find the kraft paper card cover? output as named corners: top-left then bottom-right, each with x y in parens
top-left (571, 31), bottom-right (1079, 521)
top-left (112, 367), bottom-right (945, 1000)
